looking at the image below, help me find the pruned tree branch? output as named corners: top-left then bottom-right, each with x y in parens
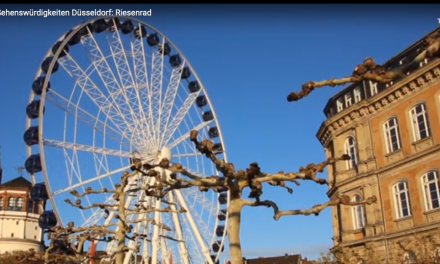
top-left (242, 194), bottom-right (377, 220)
top-left (287, 31), bottom-right (440, 102)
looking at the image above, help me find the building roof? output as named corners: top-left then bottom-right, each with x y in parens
top-left (322, 25), bottom-right (440, 115)
top-left (246, 254), bottom-right (302, 264)
top-left (0, 176), bottom-right (33, 189)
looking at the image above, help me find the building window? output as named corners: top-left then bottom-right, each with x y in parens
top-left (0, 197), bottom-right (3, 210)
top-left (7, 197), bottom-right (15, 211)
top-left (344, 137), bottom-right (358, 170)
top-left (410, 103), bottom-right (431, 141)
top-left (383, 117), bottom-right (401, 153)
top-left (369, 81), bottom-right (378, 96)
top-left (353, 87), bottom-right (361, 103)
top-left (422, 170), bottom-right (440, 211)
top-left (393, 181), bottom-right (411, 219)
top-left (345, 93), bottom-right (352, 107)
top-left (15, 198), bottom-right (23, 211)
top-left (337, 98), bottom-right (344, 113)
top-left (351, 195), bottom-right (365, 229)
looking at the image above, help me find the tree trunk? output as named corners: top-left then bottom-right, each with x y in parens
top-left (116, 186), bottom-right (127, 264)
top-left (115, 231), bottom-right (125, 264)
top-left (228, 199), bottom-right (243, 264)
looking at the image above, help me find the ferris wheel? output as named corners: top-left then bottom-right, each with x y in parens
top-left (24, 16), bottom-right (229, 264)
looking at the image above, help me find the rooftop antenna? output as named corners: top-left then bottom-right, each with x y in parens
top-left (14, 166), bottom-right (25, 177)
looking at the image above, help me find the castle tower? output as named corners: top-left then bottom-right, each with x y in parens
top-left (0, 165), bottom-right (44, 254)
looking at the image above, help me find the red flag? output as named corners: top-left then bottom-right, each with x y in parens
top-left (169, 251), bottom-right (173, 264)
top-left (89, 240), bottom-right (96, 264)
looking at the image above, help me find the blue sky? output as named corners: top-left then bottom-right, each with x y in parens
top-left (0, 3), bottom-right (439, 262)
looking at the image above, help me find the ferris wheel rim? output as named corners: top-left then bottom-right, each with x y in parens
top-left (25, 15), bottom-right (230, 263)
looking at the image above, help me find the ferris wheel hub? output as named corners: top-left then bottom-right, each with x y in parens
top-left (155, 147), bottom-right (172, 163)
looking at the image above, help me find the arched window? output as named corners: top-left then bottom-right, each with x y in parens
top-left (351, 195), bottom-right (365, 229)
top-left (15, 198), bottom-right (23, 211)
top-left (7, 197), bottom-right (15, 211)
top-left (393, 181), bottom-right (411, 219)
top-left (344, 137), bottom-right (358, 170)
top-left (410, 103), bottom-right (431, 141)
top-left (0, 197), bottom-right (3, 210)
top-left (383, 117), bottom-right (401, 153)
top-left (422, 170), bottom-right (440, 211)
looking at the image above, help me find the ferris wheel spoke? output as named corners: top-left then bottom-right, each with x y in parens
top-left (79, 30), bottom-right (146, 148)
top-left (45, 90), bottom-right (131, 148)
top-left (157, 60), bottom-right (186, 147)
top-left (52, 162), bottom-right (146, 195)
top-left (57, 53), bottom-right (143, 148)
top-left (162, 90), bottom-right (204, 148)
top-left (173, 152), bottom-right (201, 159)
top-left (149, 42), bottom-right (166, 148)
top-left (80, 195), bottom-right (116, 228)
top-left (182, 188), bottom-right (216, 236)
top-left (43, 138), bottom-right (132, 157)
top-left (62, 148), bottom-right (99, 219)
top-left (104, 22), bottom-right (151, 147)
top-left (130, 23), bottom-right (155, 150)
top-left (167, 120), bottom-right (213, 150)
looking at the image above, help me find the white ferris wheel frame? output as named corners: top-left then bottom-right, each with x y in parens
top-left (25, 15), bottom-right (230, 264)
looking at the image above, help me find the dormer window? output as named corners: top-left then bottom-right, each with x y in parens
top-left (337, 98), bottom-right (344, 113)
top-left (369, 81), bottom-right (378, 96)
top-left (345, 93), bottom-right (352, 107)
top-left (353, 87), bottom-right (361, 103)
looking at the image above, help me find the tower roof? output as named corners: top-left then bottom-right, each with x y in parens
top-left (0, 176), bottom-right (32, 189)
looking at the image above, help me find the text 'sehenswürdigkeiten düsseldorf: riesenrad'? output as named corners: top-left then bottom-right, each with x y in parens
top-left (0, 9), bottom-right (152, 17)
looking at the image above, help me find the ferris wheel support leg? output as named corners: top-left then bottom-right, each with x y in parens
top-left (142, 225), bottom-right (150, 264)
top-left (150, 197), bottom-right (162, 264)
top-left (123, 177), bottom-right (154, 264)
top-left (160, 235), bottom-right (169, 264)
top-left (104, 176), bottom-right (139, 257)
top-left (174, 189), bottom-right (215, 264)
top-left (168, 191), bottom-right (190, 264)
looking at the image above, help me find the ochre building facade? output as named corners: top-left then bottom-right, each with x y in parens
top-left (316, 26), bottom-right (440, 262)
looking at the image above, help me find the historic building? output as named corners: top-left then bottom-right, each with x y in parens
top-left (316, 25), bottom-right (440, 262)
top-left (226, 254), bottom-right (305, 264)
top-left (0, 165), bottom-right (44, 254)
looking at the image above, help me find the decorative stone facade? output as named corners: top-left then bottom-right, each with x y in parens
top-left (0, 176), bottom-right (44, 254)
top-left (316, 26), bottom-right (440, 262)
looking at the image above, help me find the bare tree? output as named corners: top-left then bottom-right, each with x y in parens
top-left (42, 169), bottom-right (187, 264)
